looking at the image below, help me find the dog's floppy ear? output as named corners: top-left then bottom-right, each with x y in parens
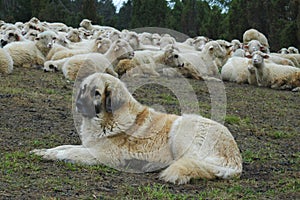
top-left (104, 83), bottom-right (125, 113)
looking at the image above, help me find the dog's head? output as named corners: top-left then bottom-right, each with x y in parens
top-left (76, 73), bottom-right (128, 119)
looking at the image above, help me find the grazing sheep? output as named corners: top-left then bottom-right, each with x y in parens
top-left (32, 72), bottom-right (242, 184)
top-left (3, 31), bottom-right (57, 68)
top-left (247, 51), bottom-right (300, 88)
top-left (0, 48), bottom-right (13, 74)
top-left (243, 28), bottom-right (270, 52)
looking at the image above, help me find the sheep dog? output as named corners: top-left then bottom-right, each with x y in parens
top-left (32, 73), bottom-right (242, 184)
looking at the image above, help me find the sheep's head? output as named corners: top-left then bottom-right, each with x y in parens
top-left (114, 39), bottom-right (134, 59)
top-left (1, 30), bottom-right (21, 46)
top-left (35, 31), bottom-right (57, 49)
top-left (163, 45), bottom-right (184, 68)
top-left (80, 19), bottom-right (92, 30)
top-left (193, 36), bottom-right (209, 51)
top-left (247, 51), bottom-right (269, 68)
top-left (244, 40), bottom-right (267, 54)
top-left (95, 37), bottom-right (112, 54)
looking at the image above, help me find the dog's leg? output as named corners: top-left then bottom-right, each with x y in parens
top-left (31, 145), bottom-right (99, 165)
top-left (159, 157), bottom-right (218, 184)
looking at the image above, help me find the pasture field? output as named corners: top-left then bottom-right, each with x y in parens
top-left (0, 67), bottom-right (299, 199)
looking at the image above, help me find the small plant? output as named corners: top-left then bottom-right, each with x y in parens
top-left (225, 115), bottom-right (241, 125)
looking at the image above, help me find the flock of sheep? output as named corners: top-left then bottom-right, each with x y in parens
top-left (0, 17), bottom-right (300, 92)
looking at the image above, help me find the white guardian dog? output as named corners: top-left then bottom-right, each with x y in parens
top-left (32, 73), bottom-right (242, 184)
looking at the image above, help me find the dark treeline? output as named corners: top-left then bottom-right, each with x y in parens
top-left (0, 0), bottom-right (299, 51)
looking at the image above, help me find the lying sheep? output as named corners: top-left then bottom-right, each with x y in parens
top-left (271, 71), bottom-right (300, 91)
top-left (270, 53), bottom-right (300, 67)
top-left (0, 30), bottom-right (25, 47)
top-left (243, 28), bottom-right (270, 52)
top-left (247, 51), bottom-right (300, 88)
top-left (287, 46), bottom-right (299, 54)
top-left (193, 36), bottom-right (209, 51)
top-left (278, 48), bottom-right (288, 54)
top-left (0, 48), bottom-right (13, 74)
top-left (50, 37), bottom-right (112, 60)
top-left (46, 39), bottom-right (133, 78)
top-left (243, 40), bottom-right (267, 54)
top-left (116, 46), bottom-right (184, 77)
top-left (4, 31), bottom-right (57, 68)
top-left (66, 29), bottom-right (82, 43)
top-left (62, 53), bottom-right (118, 81)
top-left (221, 57), bottom-right (256, 84)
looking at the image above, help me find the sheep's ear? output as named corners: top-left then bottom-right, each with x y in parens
top-left (245, 53), bottom-right (252, 58)
top-left (15, 34), bottom-right (20, 41)
top-left (263, 54), bottom-right (270, 59)
top-left (35, 37), bottom-right (40, 41)
top-left (244, 45), bottom-right (249, 49)
top-left (209, 45), bottom-right (214, 51)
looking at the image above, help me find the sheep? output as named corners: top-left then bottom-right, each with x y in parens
top-left (221, 57), bottom-right (256, 84)
top-left (231, 39), bottom-right (242, 52)
top-left (243, 40), bottom-right (267, 54)
top-left (271, 71), bottom-right (300, 91)
top-left (116, 46), bottom-right (185, 77)
top-left (270, 53), bottom-right (300, 67)
top-left (193, 36), bottom-right (209, 51)
top-left (24, 29), bottom-right (39, 41)
top-left (278, 48), bottom-right (288, 54)
top-left (79, 19), bottom-right (116, 33)
top-left (0, 48), bottom-right (13, 74)
top-left (247, 51), bottom-right (300, 88)
top-left (66, 29), bottom-right (82, 43)
top-left (61, 53), bottom-right (118, 81)
top-left (287, 46), bottom-right (299, 54)
top-left (0, 30), bottom-right (25, 47)
top-left (178, 41), bottom-right (227, 79)
top-left (47, 39), bottom-right (134, 76)
top-left (232, 49), bottom-right (246, 57)
top-left (123, 31), bottom-right (160, 51)
top-left (243, 28), bottom-right (270, 52)
top-left (50, 37), bottom-right (112, 60)
top-left (159, 34), bottom-right (176, 49)
top-left (3, 31), bottom-right (57, 68)
top-left (139, 32), bottom-right (153, 45)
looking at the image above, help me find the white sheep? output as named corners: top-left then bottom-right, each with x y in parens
top-left (278, 48), bottom-right (288, 54)
top-left (243, 28), bottom-right (270, 52)
top-left (0, 48), bottom-right (13, 74)
top-left (271, 71), bottom-right (300, 91)
top-left (79, 19), bottom-right (116, 33)
top-left (0, 30), bottom-right (25, 47)
top-left (50, 37), bottom-right (112, 60)
top-left (66, 29), bottom-right (82, 43)
top-left (47, 39), bottom-right (133, 77)
top-left (221, 57), bottom-right (256, 85)
top-left (270, 53), bottom-right (300, 67)
top-left (4, 31), bottom-right (57, 68)
top-left (247, 51), bottom-right (300, 88)
top-left (287, 46), bottom-right (299, 54)
top-left (193, 36), bottom-right (209, 51)
top-left (62, 53), bottom-right (118, 81)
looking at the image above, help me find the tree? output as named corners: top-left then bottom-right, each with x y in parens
top-left (117, 0), bottom-right (133, 29)
top-left (82, 0), bottom-right (100, 24)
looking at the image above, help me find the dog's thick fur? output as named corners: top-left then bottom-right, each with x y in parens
top-left (32, 73), bottom-right (242, 184)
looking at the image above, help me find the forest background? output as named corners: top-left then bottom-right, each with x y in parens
top-left (0, 0), bottom-right (299, 51)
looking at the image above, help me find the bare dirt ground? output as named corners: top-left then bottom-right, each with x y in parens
top-left (0, 67), bottom-right (299, 199)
